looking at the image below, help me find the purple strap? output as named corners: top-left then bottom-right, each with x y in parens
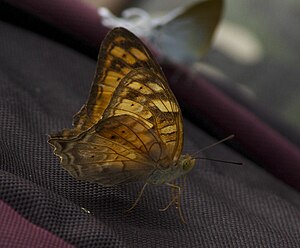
top-left (0, 200), bottom-right (73, 247)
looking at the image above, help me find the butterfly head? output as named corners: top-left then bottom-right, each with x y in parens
top-left (178, 154), bottom-right (196, 175)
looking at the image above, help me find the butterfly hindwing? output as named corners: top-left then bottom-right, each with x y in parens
top-left (100, 68), bottom-right (183, 166)
top-left (49, 126), bottom-right (156, 185)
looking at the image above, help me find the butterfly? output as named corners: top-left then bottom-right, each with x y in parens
top-left (48, 27), bottom-right (196, 223)
top-left (99, 0), bottom-right (223, 64)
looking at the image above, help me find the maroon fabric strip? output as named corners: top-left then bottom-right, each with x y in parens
top-left (6, 0), bottom-right (109, 47)
top-left (4, 0), bottom-right (300, 190)
top-left (0, 200), bottom-right (74, 247)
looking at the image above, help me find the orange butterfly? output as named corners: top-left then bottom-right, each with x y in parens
top-left (48, 27), bottom-right (196, 223)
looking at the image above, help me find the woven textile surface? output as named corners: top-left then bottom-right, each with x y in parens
top-left (0, 18), bottom-right (300, 247)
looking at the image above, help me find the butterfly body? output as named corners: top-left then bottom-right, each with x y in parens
top-left (147, 154), bottom-right (195, 185)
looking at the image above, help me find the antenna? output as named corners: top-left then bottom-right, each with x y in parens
top-left (192, 134), bottom-right (242, 166)
top-left (194, 157), bottom-right (242, 165)
top-left (192, 134), bottom-right (235, 157)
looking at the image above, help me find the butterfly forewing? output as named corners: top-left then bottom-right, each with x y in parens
top-left (71, 28), bottom-right (165, 137)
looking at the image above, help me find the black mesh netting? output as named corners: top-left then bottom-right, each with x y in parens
top-left (0, 20), bottom-right (300, 247)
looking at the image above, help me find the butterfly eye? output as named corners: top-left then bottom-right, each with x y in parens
top-left (182, 160), bottom-right (190, 171)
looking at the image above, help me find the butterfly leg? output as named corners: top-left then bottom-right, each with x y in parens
top-left (125, 182), bottom-right (148, 212)
top-left (159, 183), bottom-right (177, 211)
top-left (160, 183), bottom-right (186, 224)
top-left (159, 197), bottom-right (176, 212)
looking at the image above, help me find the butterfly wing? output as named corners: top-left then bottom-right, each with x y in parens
top-left (100, 68), bottom-right (183, 166)
top-left (59, 27), bottom-right (165, 139)
top-left (48, 115), bottom-right (159, 185)
top-left (49, 68), bottom-right (183, 184)
top-left (151, 0), bottom-right (223, 63)
top-left (48, 28), bottom-right (183, 185)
